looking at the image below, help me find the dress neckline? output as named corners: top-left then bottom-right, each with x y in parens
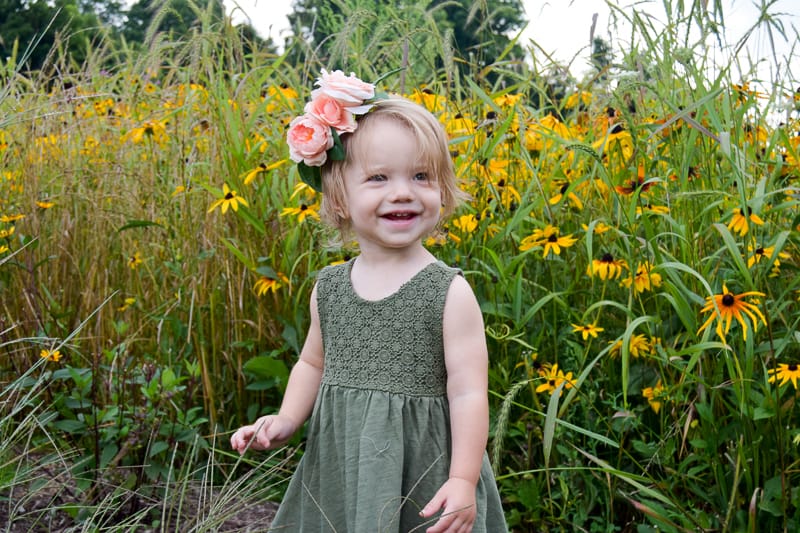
top-left (345, 258), bottom-right (442, 304)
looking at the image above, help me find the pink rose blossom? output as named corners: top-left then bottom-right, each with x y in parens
top-left (305, 94), bottom-right (357, 133)
top-left (286, 114), bottom-right (334, 167)
top-left (313, 69), bottom-right (375, 110)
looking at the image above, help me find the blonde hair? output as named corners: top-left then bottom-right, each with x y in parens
top-left (319, 97), bottom-right (465, 235)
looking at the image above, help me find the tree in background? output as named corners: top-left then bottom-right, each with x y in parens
top-left (0, 0), bottom-right (270, 71)
top-left (0, 0), bottom-right (108, 70)
top-left (284, 0), bottom-right (527, 84)
top-left (123, 0), bottom-right (226, 44)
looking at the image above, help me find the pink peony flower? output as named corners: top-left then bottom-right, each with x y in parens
top-left (305, 93), bottom-right (357, 133)
top-left (286, 114), bottom-right (334, 167)
top-left (313, 69), bottom-right (375, 111)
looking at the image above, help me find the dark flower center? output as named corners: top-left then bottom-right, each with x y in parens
top-left (224, 192), bottom-right (234, 200)
top-left (789, 364), bottom-right (798, 371)
top-left (721, 294), bottom-right (735, 306)
top-left (601, 253), bottom-right (614, 262)
top-left (300, 204), bottom-right (308, 211)
top-left (560, 183), bottom-right (569, 194)
top-left (548, 234), bottom-right (558, 242)
top-left (755, 247), bottom-right (765, 255)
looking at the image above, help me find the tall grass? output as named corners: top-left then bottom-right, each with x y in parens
top-left (1, 0), bottom-right (799, 530)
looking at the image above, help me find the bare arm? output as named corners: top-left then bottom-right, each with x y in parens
top-left (231, 283), bottom-right (324, 452)
top-left (421, 274), bottom-right (489, 532)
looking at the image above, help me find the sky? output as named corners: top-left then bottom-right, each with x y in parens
top-left (223, 0), bottom-right (799, 86)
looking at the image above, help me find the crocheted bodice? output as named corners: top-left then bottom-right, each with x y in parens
top-left (316, 260), bottom-right (460, 397)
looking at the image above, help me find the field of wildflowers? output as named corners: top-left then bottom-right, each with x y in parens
top-left (1, 2), bottom-right (799, 531)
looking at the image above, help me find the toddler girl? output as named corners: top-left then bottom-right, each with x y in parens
top-left (231, 70), bottom-right (507, 532)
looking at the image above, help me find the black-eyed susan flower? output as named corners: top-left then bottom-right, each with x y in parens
top-left (535, 364), bottom-right (574, 396)
top-left (747, 244), bottom-right (790, 276)
top-left (408, 87), bottom-right (446, 113)
top-left (587, 253), bottom-right (627, 280)
top-left (0, 244), bottom-right (8, 255)
top-left (117, 297), bottom-right (136, 312)
top-left (571, 322), bottom-right (604, 341)
top-left (36, 200), bottom-right (54, 209)
top-left (40, 349), bottom-right (62, 362)
top-left (564, 90), bottom-right (592, 110)
top-left (524, 114), bottom-right (572, 151)
top-left (609, 334), bottom-right (653, 359)
top-left (208, 184), bottom-right (248, 214)
top-left (123, 119), bottom-right (168, 145)
top-left (128, 252), bottom-right (143, 269)
top-left (0, 214), bottom-right (24, 223)
top-left (615, 165), bottom-right (657, 196)
top-left (0, 226), bottom-right (15, 239)
top-left (593, 128), bottom-right (633, 166)
top-left (442, 111), bottom-right (476, 139)
top-left (242, 160), bottom-right (287, 185)
top-left (519, 224), bottom-right (578, 257)
top-left (636, 204), bottom-right (670, 216)
top-left (243, 163), bottom-right (268, 185)
top-left (582, 221), bottom-right (612, 234)
top-left (494, 93), bottom-right (523, 107)
top-left (549, 181), bottom-right (584, 210)
top-left (280, 202), bottom-right (320, 223)
top-left (697, 284), bottom-right (767, 341)
top-left (254, 272), bottom-right (289, 296)
top-left (642, 380), bottom-right (665, 413)
top-left (768, 363), bottom-right (800, 389)
top-left (451, 214), bottom-right (478, 234)
top-left (727, 206), bottom-right (764, 236)
top-left (264, 83), bottom-right (299, 112)
top-left (621, 261), bottom-right (662, 294)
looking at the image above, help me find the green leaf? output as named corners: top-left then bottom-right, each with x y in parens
top-left (221, 238), bottom-right (255, 271)
top-left (329, 128), bottom-right (345, 161)
top-left (542, 381), bottom-right (565, 469)
top-left (148, 441), bottom-right (170, 457)
top-left (100, 444), bottom-right (118, 468)
top-left (117, 220), bottom-right (163, 233)
top-left (298, 161), bottom-right (322, 192)
top-left (255, 265), bottom-right (278, 278)
top-left (243, 355), bottom-right (289, 382)
top-left (52, 419), bottom-right (86, 433)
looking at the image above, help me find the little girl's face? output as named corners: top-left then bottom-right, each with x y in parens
top-left (343, 117), bottom-right (442, 254)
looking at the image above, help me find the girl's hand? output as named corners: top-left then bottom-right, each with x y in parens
top-left (230, 415), bottom-right (298, 454)
top-left (419, 477), bottom-right (477, 532)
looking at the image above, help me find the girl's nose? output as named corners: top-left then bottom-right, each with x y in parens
top-left (388, 179), bottom-right (413, 201)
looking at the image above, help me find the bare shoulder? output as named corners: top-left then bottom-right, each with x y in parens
top-left (444, 274), bottom-right (481, 315)
top-left (442, 273), bottom-right (488, 381)
top-left (443, 274), bottom-right (485, 337)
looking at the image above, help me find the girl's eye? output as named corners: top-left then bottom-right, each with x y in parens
top-left (414, 172), bottom-right (430, 181)
top-left (367, 174), bottom-right (387, 182)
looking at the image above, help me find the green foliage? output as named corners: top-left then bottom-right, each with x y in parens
top-left (0, 0), bottom-right (105, 70)
top-left (1, 0), bottom-right (800, 530)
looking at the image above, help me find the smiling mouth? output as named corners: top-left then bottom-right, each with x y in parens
top-left (383, 212), bottom-right (417, 220)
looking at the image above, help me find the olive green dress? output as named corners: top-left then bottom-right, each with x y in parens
top-left (270, 259), bottom-right (507, 532)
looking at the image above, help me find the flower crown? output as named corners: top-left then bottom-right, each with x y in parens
top-left (286, 69), bottom-right (386, 192)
